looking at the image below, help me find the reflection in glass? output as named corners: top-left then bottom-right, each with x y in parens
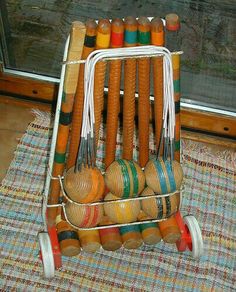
top-left (0, 0), bottom-right (235, 111)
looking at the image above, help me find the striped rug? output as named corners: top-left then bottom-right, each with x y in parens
top-left (0, 111), bottom-right (235, 291)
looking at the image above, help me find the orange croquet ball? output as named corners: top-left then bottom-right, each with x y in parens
top-left (105, 159), bottom-right (145, 198)
top-left (63, 166), bottom-right (105, 203)
top-left (104, 192), bottom-right (141, 224)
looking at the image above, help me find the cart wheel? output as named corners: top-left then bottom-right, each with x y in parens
top-left (38, 232), bottom-right (55, 278)
top-left (184, 215), bottom-right (204, 259)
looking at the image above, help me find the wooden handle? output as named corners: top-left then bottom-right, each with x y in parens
top-left (94, 19), bottom-right (111, 147)
top-left (172, 54), bottom-right (181, 162)
top-left (64, 21), bottom-right (86, 95)
top-left (165, 14), bottom-right (181, 161)
top-left (104, 19), bottom-right (124, 168)
top-left (165, 13), bottom-right (180, 32)
top-left (99, 216), bottom-right (122, 251)
top-left (138, 210), bottom-right (162, 245)
top-left (47, 21), bottom-right (86, 226)
top-left (158, 215), bottom-right (181, 243)
top-left (122, 16), bottom-right (138, 160)
top-left (120, 225), bottom-right (143, 250)
top-left (137, 17), bottom-right (151, 168)
top-left (94, 62), bottom-right (107, 145)
top-left (151, 17), bottom-right (164, 156)
top-left (56, 214), bottom-right (81, 257)
top-left (78, 229), bottom-right (101, 253)
top-left (67, 20), bottom-right (97, 169)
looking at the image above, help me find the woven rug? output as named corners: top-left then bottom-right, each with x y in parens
top-left (0, 111), bottom-right (235, 291)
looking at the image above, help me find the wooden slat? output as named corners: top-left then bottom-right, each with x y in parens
top-left (181, 130), bottom-right (236, 149)
top-left (0, 70), bottom-right (57, 102)
top-left (0, 94), bottom-right (52, 112)
top-left (0, 68), bottom-right (235, 140)
top-left (0, 94), bottom-right (54, 112)
top-left (181, 108), bottom-right (236, 138)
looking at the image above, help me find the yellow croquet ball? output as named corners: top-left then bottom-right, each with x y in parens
top-left (104, 192), bottom-right (141, 224)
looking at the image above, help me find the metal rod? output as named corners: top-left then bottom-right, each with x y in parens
top-left (62, 50), bottom-right (184, 65)
top-left (61, 204), bottom-right (180, 231)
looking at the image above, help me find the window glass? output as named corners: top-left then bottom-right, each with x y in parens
top-left (1, 0), bottom-right (235, 111)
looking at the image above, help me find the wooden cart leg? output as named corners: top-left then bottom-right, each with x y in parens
top-left (47, 225), bottom-right (62, 269)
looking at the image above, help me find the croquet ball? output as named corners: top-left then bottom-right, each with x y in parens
top-left (64, 202), bottom-right (104, 228)
top-left (63, 166), bottom-right (105, 203)
top-left (144, 158), bottom-right (183, 194)
top-left (105, 159), bottom-right (145, 198)
top-left (104, 192), bottom-right (141, 224)
top-left (141, 186), bottom-right (179, 219)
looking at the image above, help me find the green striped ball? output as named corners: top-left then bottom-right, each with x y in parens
top-left (105, 159), bottom-right (145, 198)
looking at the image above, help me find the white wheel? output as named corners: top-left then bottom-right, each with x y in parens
top-left (38, 232), bottom-right (55, 278)
top-left (184, 215), bottom-right (204, 259)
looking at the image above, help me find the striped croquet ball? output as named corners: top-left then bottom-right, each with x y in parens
top-left (65, 202), bottom-right (104, 228)
top-left (105, 159), bottom-right (145, 198)
top-left (104, 192), bottom-right (141, 224)
top-left (144, 158), bottom-right (183, 194)
top-left (141, 187), bottom-right (179, 219)
top-left (63, 166), bottom-right (105, 203)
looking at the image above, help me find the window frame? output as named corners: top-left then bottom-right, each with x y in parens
top-left (0, 65), bottom-right (235, 140)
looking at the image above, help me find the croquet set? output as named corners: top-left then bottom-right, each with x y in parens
top-left (38, 15), bottom-right (204, 278)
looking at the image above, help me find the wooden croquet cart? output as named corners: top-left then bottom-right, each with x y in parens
top-left (38, 18), bottom-right (204, 278)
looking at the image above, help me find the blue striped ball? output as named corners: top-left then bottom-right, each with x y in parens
top-left (144, 158), bottom-right (183, 194)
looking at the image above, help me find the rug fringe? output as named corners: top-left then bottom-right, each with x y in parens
top-left (31, 109), bottom-right (236, 168)
top-left (181, 139), bottom-right (236, 169)
top-left (31, 109), bottom-right (51, 120)
top-left (31, 109), bottom-right (52, 127)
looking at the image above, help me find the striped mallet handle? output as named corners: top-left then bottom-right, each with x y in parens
top-left (151, 17), bottom-right (164, 157)
top-left (137, 17), bottom-right (151, 168)
top-left (159, 14), bottom-right (181, 238)
top-left (122, 16), bottom-right (138, 161)
top-left (47, 22), bottom-right (86, 225)
top-left (78, 229), bottom-right (101, 253)
top-left (94, 19), bottom-right (111, 148)
top-left (71, 20), bottom-right (108, 247)
top-left (99, 216), bottom-right (122, 251)
top-left (165, 13), bottom-right (181, 162)
top-left (56, 195), bottom-right (81, 256)
top-left (138, 210), bottom-right (162, 245)
top-left (120, 225), bottom-right (143, 250)
top-left (67, 19), bottom-right (97, 170)
top-left (104, 18), bottom-right (124, 169)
